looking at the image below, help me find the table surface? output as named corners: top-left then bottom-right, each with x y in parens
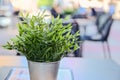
top-left (0, 56), bottom-right (120, 80)
top-left (64, 17), bottom-right (96, 26)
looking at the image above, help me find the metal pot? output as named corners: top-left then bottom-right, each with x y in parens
top-left (28, 60), bottom-right (60, 80)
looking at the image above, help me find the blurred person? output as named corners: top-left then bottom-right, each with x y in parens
top-left (77, 6), bottom-right (87, 15)
top-left (50, 0), bottom-right (67, 18)
top-left (52, 0), bottom-right (78, 15)
top-left (52, 0), bottom-right (64, 14)
top-left (109, 3), bottom-right (115, 15)
top-left (62, 0), bottom-right (79, 14)
top-left (72, 4), bottom-right (88, 19)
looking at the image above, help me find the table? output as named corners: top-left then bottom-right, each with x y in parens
top-left (65, 17), bottom-right (96, 28)
top-left (0, 56), bottom-right (120, 80)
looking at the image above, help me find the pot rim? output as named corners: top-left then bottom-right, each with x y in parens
top-left (28, 60), bottom-right (60, 64)
top-left (28, 56), bottom-right (64, 64)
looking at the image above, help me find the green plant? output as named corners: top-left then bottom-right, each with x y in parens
top-left (3, 12), bottom-right (80, 62)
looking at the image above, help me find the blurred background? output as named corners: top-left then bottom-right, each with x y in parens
top-left (0, 0), bottom-right (120, 65)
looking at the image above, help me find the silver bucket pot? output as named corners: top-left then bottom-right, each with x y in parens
top-left (28, 60), bottom-right (60, 80)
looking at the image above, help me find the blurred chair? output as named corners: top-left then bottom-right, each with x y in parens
top-left (81, 14), bottom-right (113, 59)
top-left (109, 4), bottom-right (115, 15)
top-left (0, 6), bottom-right (12, 28)
top-left (13, 11), bottom-right (19, 16)
top-left (62, 21), bottom-right (81, 57)
top-left (91, 8), bottom-right (97, 16)
top-left (81, 13), bottom-right (108, 39)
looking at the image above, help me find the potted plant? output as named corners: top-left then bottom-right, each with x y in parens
top-left (3, 12), bottom-right (80, 80)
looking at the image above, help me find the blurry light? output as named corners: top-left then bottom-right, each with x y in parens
top-left (10, 0), bottom-right (38, 12)
top-left (90, 1), bottom-right (103, 8)
top-left (79, 0), bottom-right (90, 8)
top-left (78, 0), bottom-right (103, 8)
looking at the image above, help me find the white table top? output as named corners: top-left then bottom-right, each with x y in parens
top-left (0, 56), bottom-right (120, 80)
top-left (64, 17), bottom-right (96, 26)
